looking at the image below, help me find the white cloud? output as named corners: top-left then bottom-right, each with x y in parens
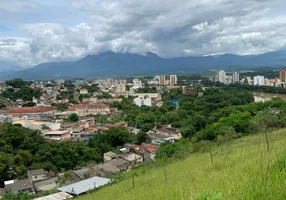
top-left (1, 0), bottom-right (286, 68)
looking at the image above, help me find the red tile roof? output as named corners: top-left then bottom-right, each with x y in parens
top-left (146, 145), bottom-right (160, 153)
top-left (6, 106), bottom-right (56, 114)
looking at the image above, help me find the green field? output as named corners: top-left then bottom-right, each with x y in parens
top-left (78, 129), bottom-right (286, 200)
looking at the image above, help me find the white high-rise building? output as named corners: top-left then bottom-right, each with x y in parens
top-left (254, 75), bottom-right (265, 86)
top-left (132, 79), bottom-right (142, 89)
top-left (216, 70), bottom-right (226, 83)
top-left (232, 72), bottom-right (240, 83)
top-left (170, 75), bottom-right (178, 85)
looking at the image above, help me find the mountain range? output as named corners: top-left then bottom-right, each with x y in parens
top-left (1, 50), bottom-right (286, 80)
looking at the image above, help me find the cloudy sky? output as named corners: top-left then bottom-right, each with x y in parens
top-left (0, 0), bottom-right (286, 69)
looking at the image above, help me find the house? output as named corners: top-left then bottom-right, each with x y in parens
top-left (73, 164), bottom-right (99, 180)
top-left (33, 192), bottom-right (73, 200)
top-left (70, 127), bottom-right (84, 139)
top-left (98, 158), bottom-right (131, 175)
top-left (58, 176), bottom-right (111, 196)
top-left (28, 169), bottom-right (49, 183)
top-left (119, 152), bottom-right (143, 165)
top-left (148, 132), bottom-right (176, 145)
top-left (34, 177), bottom-right (58, 192)
top-left (104, 152), bottom-right (118, 162)
top-left (144, 145), bottom-right (160, 161)
top-left (80, 88), bottom-right (88, 94)
top-left (43, 131), bottom-right (71, 141)
top-left (5, 179), bottom-right (35, 194)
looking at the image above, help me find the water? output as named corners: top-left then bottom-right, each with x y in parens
top-left (252, 92), bottom-right (286, 102)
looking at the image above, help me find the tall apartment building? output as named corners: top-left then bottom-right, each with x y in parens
top-left (216, 70), bottom-right (226, 83)
top-left (132, 79), bottom-right (142, 89)
top-left (159, 75), bottom-right (166, 85)
top-left (232, 72), bottom-right (240, 83)
top-left (279, 69), bottom-right (286, 82)
top-left (170, 75), bottom-right (178, 85)
top-left (254, 75), bottom-right (265, 86)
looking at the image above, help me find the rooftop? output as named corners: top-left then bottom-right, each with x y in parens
top-left (28, 169), bottom-right (49, 175)
top-left (5, 179), bottom-right (33, 191)
top-left (58, 176), bottom-right (111, 195)
top-left (146, 145), bottom-right (160, 153)
top-left (44, 131), bottom-right (68, 135)
top-left (6, 106), bottom-right (56, 114)
top-left (33, 192), bottom-right (73, 200)
top-left (98, 158), bottom-right (130, 174)
top-left (119, 152), bottom-right (142, 162)
top-left (34, 177), bottom-right (58, 192)
top-left (104, 151), bottom-right (118, 158)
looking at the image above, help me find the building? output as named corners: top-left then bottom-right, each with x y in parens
top-left (279, 69), bottom-right (286, 82)
top-left (224, 75), bottom-right (233, 85)
top-left (240, 76), bottom-right (252, 84)
top-left (104, 151), bottom-right (118, 162)
top-left (216, 70), bottom-right (226, 83)
top-left (130, 93), bottom-right (161, 100)
top-left (159, 75), bottom-right (166, 85)
top-left (232, 72), bottom-right (240, 83)
top-left (132, 79), bottom-right (142, 89)
top-left (119, 152), bottom-right (143, 165)
top-left (133, 97), bottom-right (152, 107)
top-left (43, 131), bottom-right (71, 141)
top-left (28, 169), bottom-right (49, 182)
top-left (5, 179), bottom-right (35, 194)
top-left (170, 75), bottom-right (178, 85)
top-left (33, 192), bottom-right (73, 200)
top-left (97, 158), bottom-right (131, 175)
top-left (143, 145), bottom-right (160, 161)
top-left (58, 176), bottom-right (111, 196)
top-left (34, 177), bottom-right (58, 192)
top-left (80, 88), bottom-right (88, 94)
top-left (254, 75), bottom-right (265, 86)
top-left (67, 104), bottom-right (110, 116)
top-left (148, 132), bottom-right (176, 145)
top-left (5, 106), bottom-right (57, 115)
top-left (182, 86), bottom-right (197, 96)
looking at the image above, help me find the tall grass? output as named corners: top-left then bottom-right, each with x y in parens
top-left (78, 129), bottom-right (286, 200)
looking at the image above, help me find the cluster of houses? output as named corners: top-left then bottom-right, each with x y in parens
top-left (0, 141), bottom-right (164, 199)
top-left (0, 78), bottom-right (185, 199)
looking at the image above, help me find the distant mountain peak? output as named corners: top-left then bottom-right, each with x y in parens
top-left (146, 52), bottom-right (159, 57)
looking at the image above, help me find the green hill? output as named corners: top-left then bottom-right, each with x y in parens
top-left (78, 129), bottom-right (286, 200)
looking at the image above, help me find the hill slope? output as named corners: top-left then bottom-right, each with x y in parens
top-left (79, 129), bottom-right (286, 200)
top-left (2, 50), bottom-right (286, 80)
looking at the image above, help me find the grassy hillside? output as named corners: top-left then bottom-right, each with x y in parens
top-left (0, 96), bottom-right (6, 103)
top-left (78, 129), bottom-right (286, 200)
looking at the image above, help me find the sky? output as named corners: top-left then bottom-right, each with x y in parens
top-left (0, 0), bottom-right (286, 69)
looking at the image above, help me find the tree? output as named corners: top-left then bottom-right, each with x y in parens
top-left (5, 78), bottom-right (26, 88)
top-left (98, 92), bottom-right (112, 99)
top-left (0, 103), bottom-right (6, 109)
top-left (135, 131), bottom-right (148, 144)
top-left (67, 113), bottom-right (79, 122)
top-left (22, 102), bottom-right (36, 107)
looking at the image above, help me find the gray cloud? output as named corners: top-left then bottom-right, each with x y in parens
top-left (0, 0), bottom-right (286, 68)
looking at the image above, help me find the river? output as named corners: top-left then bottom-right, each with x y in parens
top-left (252, 92), bottom-right (286, 102)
